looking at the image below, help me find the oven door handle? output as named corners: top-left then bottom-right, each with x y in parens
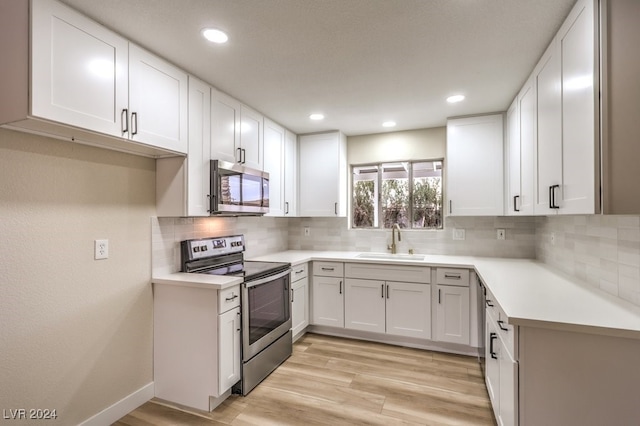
top-left (243, 268), bottom-right (292, 288)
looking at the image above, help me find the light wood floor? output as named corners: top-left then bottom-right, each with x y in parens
top-left (115, 333), bottom-right (495, 425)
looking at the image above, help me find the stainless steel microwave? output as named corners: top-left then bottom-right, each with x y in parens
top-left (210, 160), bottom-right (269, 215)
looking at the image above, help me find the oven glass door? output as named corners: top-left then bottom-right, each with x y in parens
top-left (243, 269), bottom-right (291, 360)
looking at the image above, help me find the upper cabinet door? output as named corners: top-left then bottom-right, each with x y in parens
top-left (506, 98), bottom-right (521, 215)
top-left (263, 118), bottom-right (285, 216)
top-left (446, 114), bottom-right (504, 216)
top-left (558, 0), bottom-right (597, 214)
top-left (128, 44), bottom-right (188, 154)
top-left (284, 130), bottom-right (298, 216)
top-left (299, 132), bottom-right (347, 217)
top-left (534, 43), bottom-right (562, 215)
top-left (210, 88), bottom-right (241, 164)
top-left (239, 105), bottom-right (264, 170)
top-left (517, 79), bottom-right (535, 215)
top-left (31, 0), bottom-right (128, 137)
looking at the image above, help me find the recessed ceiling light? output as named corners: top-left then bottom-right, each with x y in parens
top-left (382, 121), bottom-right (396, 128)
top-left (447, 95), bottom-right (465, 103)
top-left (309, 113), bottom-right (324, 120)
top-left (202, 28), bottom-right (228, 44)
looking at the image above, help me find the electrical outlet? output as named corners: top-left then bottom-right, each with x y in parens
top-left (497, 229), bottom-right (506, 240)
top-left (304, 227), bottom-right (310, 237)
top-left (95, 239), bottom-right (109, 260)
top-left (452, 228), bottom-right (465, 240)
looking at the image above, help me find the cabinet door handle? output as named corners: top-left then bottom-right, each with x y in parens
top-left (321, 267), bottom-right (335, 271)
top-left (339, 280), bottom-right (342, 295)
top-left (486, 300), bottom-right (494, 307)
top-left (549, 185), bottom-right (560, 209)
top-left (498, 320), bottom-right (509, 331)
top-left (291, 288), bottom-right (294, 303)
top-left (242, 148), bottom-right (247, 164)
top-left (514, 195), bottom-right (520, 212)
top-left (334, 202), bottom-right (338, 215)
top-left (489, 332), bottom-right (498, 359)
top-left (121, 109), bottom-right (128, 134)
top-left (444, 274), bottom-right (461, 279)
top-left (285, 202), bottom-right (289, 215)
top-left (294, 269), bottom-right (304, 275)
top-left (449, 200), bottom-right (452, 214)
top-left (386, 285), bottom-right (389, 299)
top-left (225, 294), bottom-right (238, 302)
top-left (438, 289), bottom-right (441, 304)
top-left (381, 284), bottom-right (384, 298)
top-left (236, 147), bottom-right (242, 163)
top-left (131, 112), bottom-right (138, 136)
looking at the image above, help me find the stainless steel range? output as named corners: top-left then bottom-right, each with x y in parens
top-left (181, 235), bottom-right (292, 395)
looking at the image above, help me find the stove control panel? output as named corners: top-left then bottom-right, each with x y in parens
top-left (182, 235), bottom-right (244, 261)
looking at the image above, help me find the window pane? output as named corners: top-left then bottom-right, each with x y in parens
top-left (381, 163), bottom-right (409, 228)
top-left (352, 165), bottom-right (378, 228)
top-left (412, 161), bottom-right (443, 229)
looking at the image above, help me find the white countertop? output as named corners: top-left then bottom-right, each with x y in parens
top-left (152, 272), bottom-right (243, 290)
top-left (251, 250), bottom-right (640, 340)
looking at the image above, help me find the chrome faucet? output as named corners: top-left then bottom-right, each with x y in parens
top-left (388, 223), bottom-right (402, 254)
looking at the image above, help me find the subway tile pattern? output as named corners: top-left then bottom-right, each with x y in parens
top-left (151, 216), bottom-right (289, 275)
top-left (287, 216), bottom-right (536, 258)
top-left (536, 215), bottom-right (640, 306)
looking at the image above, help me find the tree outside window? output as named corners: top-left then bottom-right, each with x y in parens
top-left (352, 160), bottom-right (442, 230)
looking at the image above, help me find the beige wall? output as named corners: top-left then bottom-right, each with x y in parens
top-left (347, 127), bottom-right (445, 165)
top-left (0, 129), bottom-right (154, 425)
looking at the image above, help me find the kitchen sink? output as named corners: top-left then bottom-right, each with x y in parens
top-left (356, 253), bottom-right (425, 261)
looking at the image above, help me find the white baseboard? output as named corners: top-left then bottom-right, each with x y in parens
top-left (79, 382), bottom-right (154, 426)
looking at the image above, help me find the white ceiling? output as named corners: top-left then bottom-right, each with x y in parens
top-left (60, 0), bottom-right (576, 136)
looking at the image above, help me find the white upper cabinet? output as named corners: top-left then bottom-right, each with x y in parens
top-left (1, 0), bottom-right (187, 157)
top-left (446, 114), bottom-right (504, 216)
top-left (210, 88), bottom-right (241, 164)
top-left (239, 105), bottom-right (264, 170)
top-left (284, 130), bottom-right (298, 216)
top-left (263, 118), bottom-right (286, 216)
top-left (506, 80), bottom-right (535, 216)
top-left (128, 45), bottom-right (188, 154)
top-left (298, 132), bottom-right (347, 217)
top-left (534, 41), bottom-right (563, 215)
top-left (210, 89), bottom-right (263, 170)
top-left (156, 77), bottom-right (211, 217)
top-left (30, 0), bottom-right (128, 138)
top-left (557, 0), bottom-right (597, 214)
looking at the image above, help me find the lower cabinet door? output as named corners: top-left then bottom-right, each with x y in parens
top-left (218, 306), bottom-right (241, 394)
top-left (386, 282), bottom-right (431, 339)
top-left (291, 277), bottom-right (309, 337)
top-left (311, 276), bottom-right (344, 327)
top-left (485, 315), bottom-right (501, 420)
top-left (436, 285), bottom-right (470, 345)
top-left (498, 340), bottom-right (518, 426)
top-left (344, 279), bottom-right (386, 333)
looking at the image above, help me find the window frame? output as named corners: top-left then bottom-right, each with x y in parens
top-left (351, 158), bottom-right (444, 230)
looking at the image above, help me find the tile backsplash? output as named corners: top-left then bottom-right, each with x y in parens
top-left (151, 213), bottom-right (640, 307)
top-left (287, 216), bottom-right (536, 258)
top-left (536, 215), bottom-right (640, 306)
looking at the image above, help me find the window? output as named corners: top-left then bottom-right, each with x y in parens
top-left (352, 160), bottom-right (443, 230)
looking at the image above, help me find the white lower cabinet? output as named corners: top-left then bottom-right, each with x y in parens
top-left (218, 306), bottom-right (241, 394)
top-left (311, 262), bottom-right (344, 328)
top-left (344, 279), bottom-right (431, 339)
top-left (290, 264), bottom-right (309, 340)
top-left (485, 289), bottom-right (518, 426)
top-left (435, 268), bottom-right (471, 345)
top-left (153, 283), bottom-right (241, 411)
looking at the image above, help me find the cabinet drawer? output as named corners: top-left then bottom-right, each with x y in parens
top-left (437, 268), bottom-right (470, 286)
top-left (291, 263), bottom-right (309, 282)
top-left (313, 261), bottom-right (344, 277)
top-left (345, 263), bottom-right (430, 284)
top-left (218, 285), bottom-right (240, 313)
